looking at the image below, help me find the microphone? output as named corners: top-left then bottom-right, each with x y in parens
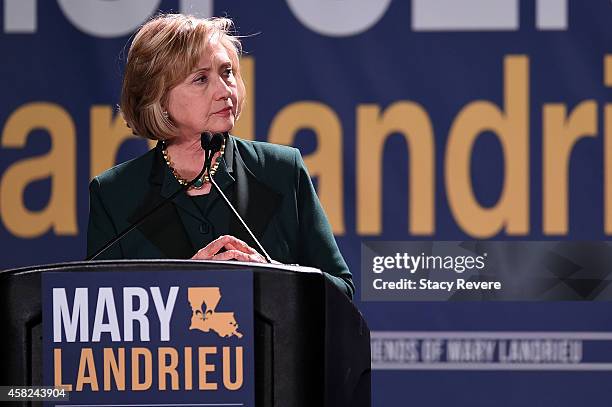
top-left (203, 133), bottom-right (273, 264)
top-left (201, 131), bottom-right (223, 152)
top-left (86, 133), bottom-right (213, 261)
top-left (201, 132), bottom-right (213, 149)
top-left (200, 132), bottom-right (223, 176)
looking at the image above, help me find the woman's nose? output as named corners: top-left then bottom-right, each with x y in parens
top-left (214, 76), bottom-right (232, 100)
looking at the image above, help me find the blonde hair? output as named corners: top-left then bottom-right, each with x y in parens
top-left (120, 14), bottom-right (245, 140)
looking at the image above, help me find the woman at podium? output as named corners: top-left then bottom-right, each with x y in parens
top-left (86, 14), bottom-right (354, 298)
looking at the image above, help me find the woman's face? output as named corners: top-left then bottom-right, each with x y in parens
top-left (166, 40), bottom-right (239, 139)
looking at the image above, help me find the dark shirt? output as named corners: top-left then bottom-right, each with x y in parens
top-left (181, 162), bottom-right (233, 251)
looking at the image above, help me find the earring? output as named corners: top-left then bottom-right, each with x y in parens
top-left (162, 111), bottom-right (169, 120)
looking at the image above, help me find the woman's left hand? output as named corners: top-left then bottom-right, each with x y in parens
top-left (191, 234), bottom-right (268, 263)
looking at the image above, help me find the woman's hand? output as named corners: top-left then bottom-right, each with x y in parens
top-left (191, 235), bottom-right (268, 263)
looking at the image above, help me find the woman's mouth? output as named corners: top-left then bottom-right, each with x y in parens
top-left (213, 107), bottom-right (232, 116)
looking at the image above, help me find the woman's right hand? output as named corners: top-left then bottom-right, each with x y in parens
top-left (191, 235), bottom-right (268, 263)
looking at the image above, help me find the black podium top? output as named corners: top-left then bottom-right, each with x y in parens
top-left (0, 260), bottom-right (370, 407)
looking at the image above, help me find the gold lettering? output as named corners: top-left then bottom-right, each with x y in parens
top-left (198, 346), bottom-right (218, 390)
top-left (184, 346), bottom-right (193, 391)
top-left (604, 55), bottom-right (612, 87)
top-left (103, 347), bottom-right (125, 391)
top-left (53, 348), bottom-right (73, 391)
top-left (446, 55), bottom-right (529, 237)
top-left (158, 347), bottom-right (179, 391)
top-left (543, 101), bottom-right (597, 234)
top-left (233, 56), bottom-right (255, 141)
top-left (0, 102), bottom-right (77, 237)
top-left (76, 348), bottom-right (99, 391)
top-left (222, 346), bottom-right (243, 390)
top-left (131, 347), bottom-right (152, 391)
top-left (356, 102), bottom-right (435, 235)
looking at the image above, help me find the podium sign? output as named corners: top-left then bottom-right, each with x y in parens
top-left (42, 269), bottom-right (254, 406)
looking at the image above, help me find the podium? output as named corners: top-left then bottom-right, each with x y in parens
top-left (0, 260), bottom-right (371, 406)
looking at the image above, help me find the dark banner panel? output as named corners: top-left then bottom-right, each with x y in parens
top-left (362, 241), bottom-right (612, 300)
top-left (1, 1), bottom-right (611, 405)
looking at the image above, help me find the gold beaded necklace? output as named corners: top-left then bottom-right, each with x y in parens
top-left (161, 136), bottom-right (226, 190)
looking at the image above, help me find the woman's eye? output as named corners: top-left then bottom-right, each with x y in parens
top-left (223, 68), bottom-right (234, 77)
top-left (194, 76), bottom-right (208, 84)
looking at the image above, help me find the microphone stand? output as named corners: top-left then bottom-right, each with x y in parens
top-left (202, 135), bottom-right (273, 264)
top-left (208, 168), bottom-right (273, 264)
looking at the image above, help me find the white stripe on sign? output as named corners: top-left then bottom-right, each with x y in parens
top-left (371, 331), bottom-right (612, 371)
top-left (373, 363), bottom-right (612, 371)
top-left (536, 0), bottom-right (568, 30)
top-left (371, 331), bottom-right (612, 340)
top-left (412, 0), bottom-right (519, 31)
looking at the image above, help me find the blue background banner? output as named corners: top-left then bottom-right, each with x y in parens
top-left (2, 1), bottom-right (612, 405)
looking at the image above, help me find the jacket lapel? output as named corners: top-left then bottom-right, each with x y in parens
top-left (229, 136), bottom-right (282, 249)
top-left (127, 137), bottom-right (281, 258)
top-left (127, 145), bottom-right (195, 258)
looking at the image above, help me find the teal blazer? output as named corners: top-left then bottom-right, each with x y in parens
top-left (87, 135), bottom-right (354, 298)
